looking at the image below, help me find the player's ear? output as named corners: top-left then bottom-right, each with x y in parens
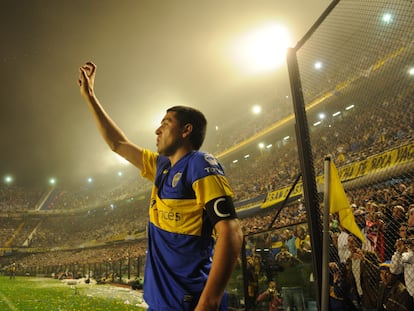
top-left (182, 123), bottom-right (193, 138)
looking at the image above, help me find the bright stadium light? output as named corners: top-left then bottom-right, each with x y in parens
top-left (4, 175), bottom-right (13, 185)
top-left (382, 13), bottom-right (393, 24)
top-left (252, 105), bottom-right (262, 115)
top-left (49, 178), bottom-right (56, 186)
top-left (230, 22), bottom-right (292, 74)
top-left (409, 67), bottom-right (414, 76)
top-left (87, 177), bottom-right (93, 184)
top-left (258, 142), bottom-right (265, 149)
top-left (314, 61), bottom-right (323, 70)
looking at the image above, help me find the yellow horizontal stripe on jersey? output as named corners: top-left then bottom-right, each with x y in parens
top-left (149, 191), bottom-right (204, 236)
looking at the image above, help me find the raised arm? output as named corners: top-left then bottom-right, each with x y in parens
top-left (78, 62), bottom-right (144, 171)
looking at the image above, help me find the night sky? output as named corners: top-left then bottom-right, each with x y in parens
top-left (0, 0), bottom-right (331, 188)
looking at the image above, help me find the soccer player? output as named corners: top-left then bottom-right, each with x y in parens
top-left (78, 62), bottom-right (243, 311)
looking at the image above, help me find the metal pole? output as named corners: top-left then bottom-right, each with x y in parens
top-left (287, 47), bottom-right (323, 310)
top-left (240, 238), bottom-right (249, 310)
top-left (322, 157), bottom-right (331, 311)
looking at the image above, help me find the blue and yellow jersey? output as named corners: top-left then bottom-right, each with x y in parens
top-left (141, 149), bottom-right (234, 310)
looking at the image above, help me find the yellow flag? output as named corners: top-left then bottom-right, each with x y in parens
top-left (329, 161), bottom-right (365, 242)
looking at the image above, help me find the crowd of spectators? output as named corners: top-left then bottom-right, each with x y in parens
top-left (30, 201), bottom-right (148, 248)
top-left (2, 84), bottom-right (411, 213)
top-left (326, 184), bottom-right (414, 310)
top-left (1, 178), bottom-right (413, 279)
top-left (41, 173), bottom-right (151, 212)
top-left (0, 81), bottom-right (413, 306)
top-left (0, 186), bottom-right (43, 212)
top-left (226, 89), bottom-right (414, 202)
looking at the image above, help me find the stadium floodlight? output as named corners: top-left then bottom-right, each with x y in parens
top-left (232, 159), bottom-right (238, 164)
top-left (87, 177), bottom-right (93, 183)
top-left (318, 112), bottom-right (326, 120)
top-left (345, 104), bottom-right (355, 110)
top-left (332, 111), bottom-right (341, 117)
top-left (49, 178), bottom-right (56, 186)
top-left (382, 13), bottom-right (393, 24)
top-left (252, 105), bottom-right (262, 115)
top-left (258, 142), bottom-right (265, 149)
top-left (4, 175), bottom-right (13, 185)
top-left (230, 22), bottom-right (292, 75)
top-left (314, 61), bottom-right (323, 70)
top-left (409, 67), bottom-right (414, 76)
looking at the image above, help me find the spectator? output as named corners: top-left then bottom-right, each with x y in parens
top-left (385, 205), bottom-right (407, 260)
top-left (390, 227), bottom-right (414, 301)
top-left (407, 205), bottom-right (414, 227)
top-left (377, 261), bottom-right (414, 311)
top-left (345, 234), bottom-right (381, 311)
top-left (353, 208), bottom-right (374, 252)
top-left (246, 256), bottom-right (260, 310)
top-left (328, 262), bottom-right (354, 311)
top-left (337, 225), bottom-right (351, 264)
top-left (283, 229), bottom-right (297, 257)
top-left (256, 280), bottom-right (282, 311)
top-left (295, 226), bottom-right (312, 261)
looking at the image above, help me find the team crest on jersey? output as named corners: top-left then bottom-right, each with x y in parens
top-left (172, 172), bottom-right (182, 188)
top-left (204, 153), bottom-right (218, 166)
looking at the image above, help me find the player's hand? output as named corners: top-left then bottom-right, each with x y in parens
top-left (78, 61), bottom-right (96, 97)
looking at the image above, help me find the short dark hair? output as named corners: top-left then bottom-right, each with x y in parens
top-left (167, 106), bottom-right (207, 150)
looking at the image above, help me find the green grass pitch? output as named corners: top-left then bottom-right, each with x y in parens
top-left (0, 276), bottom-right (147, 311)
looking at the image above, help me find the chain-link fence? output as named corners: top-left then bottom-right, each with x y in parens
top-left (293, 0), bottom-right (414, 310)
top-left (231, 1), bottom-right (414, 310)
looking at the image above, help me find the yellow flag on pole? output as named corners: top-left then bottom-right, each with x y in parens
top-left (329, 160), bottom-right (365, 242)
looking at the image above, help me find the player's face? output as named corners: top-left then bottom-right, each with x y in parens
top-left (155, 111), bottom-right (184, 156)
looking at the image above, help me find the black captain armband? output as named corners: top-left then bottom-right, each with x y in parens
top-left (205, 196), bottom-right (237, 226)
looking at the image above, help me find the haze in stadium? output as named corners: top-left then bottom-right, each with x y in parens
top-left (0, 0), bottom-right (331, 188)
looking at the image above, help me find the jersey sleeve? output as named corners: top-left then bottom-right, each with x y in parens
top-left (191, 152), bottom-right (237, 225)
top-left (140, 149), bottom-right (158, 182)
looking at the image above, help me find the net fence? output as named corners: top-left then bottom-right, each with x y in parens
top-left (296, 0), bottom-right (414, 310)
top-left (235, 1), bottom-right (414, 310)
